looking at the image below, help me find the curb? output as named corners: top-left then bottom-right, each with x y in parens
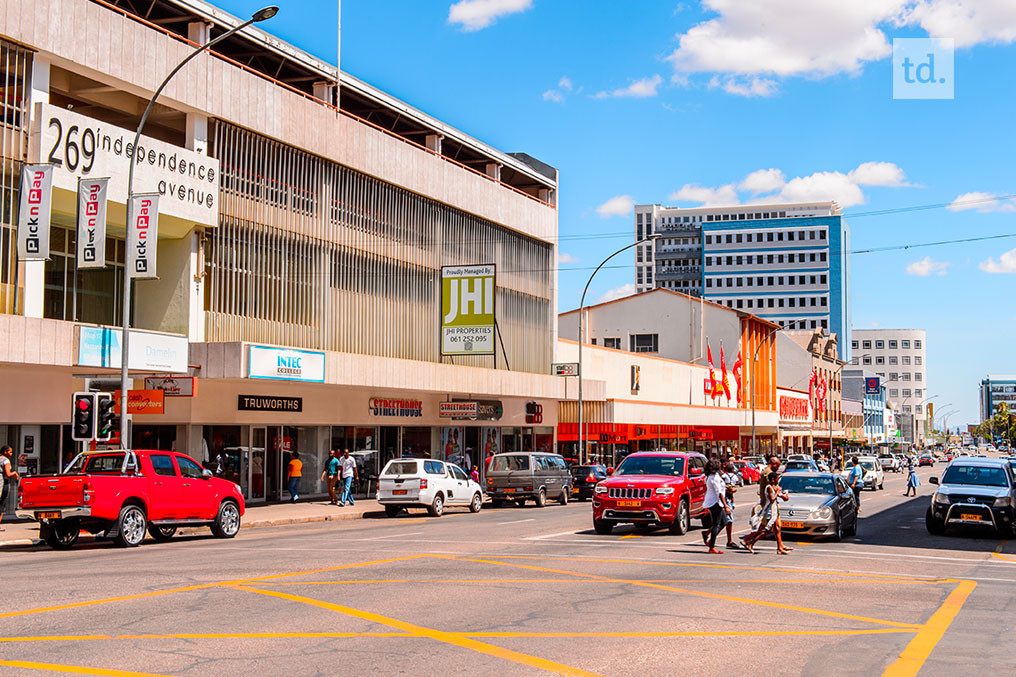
top-left (0, 538), bottom-right (39, 547)
top-left (177, 509), bottom-right (372, 535)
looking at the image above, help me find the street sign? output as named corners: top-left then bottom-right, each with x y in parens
top-left (552, 362), bottom-right (579, 376)
top-left (144, 376), bottom-right (196, 397)
top-left (865, 377), bottom-right (880, 395)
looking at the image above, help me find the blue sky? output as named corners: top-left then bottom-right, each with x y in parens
top-left (219, 0), bottom-right (1016, 428)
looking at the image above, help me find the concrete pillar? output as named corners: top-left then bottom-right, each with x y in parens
top-left (189, 230), bottom-right (206, 342)
top-left (538, 187), bottom-right (554, 204)
top-left (312, 81), bottom-right (337, 105)
top-left (188, 21), bottom-right (211, 44)
top-left (23, 56), bottom-right (50, 318)
top-left (185, 113), bottom-right (208, 154)
top-left (485, 163), bottom-right (502, 182)
top-left (425, 134), bottom-right (443, 153)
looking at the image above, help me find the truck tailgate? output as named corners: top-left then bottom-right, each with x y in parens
top-left (19, 476), bottom-right (86, 508)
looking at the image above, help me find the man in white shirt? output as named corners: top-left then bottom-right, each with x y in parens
top-left (338, 449), bottom-right (358, 507)
top-left (701, 459), bottom-right (730, 554)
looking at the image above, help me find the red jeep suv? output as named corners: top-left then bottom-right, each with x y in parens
top-left (592, 451), bottom-right (709, 535)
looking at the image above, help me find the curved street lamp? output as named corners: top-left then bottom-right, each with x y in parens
top-left (119, 7), bottom-right (280, 444)
top-left (577, 234), bottom-right (660, 464)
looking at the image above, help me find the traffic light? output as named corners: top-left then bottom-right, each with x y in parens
top-left (95, 392), bottom-right (117, 442)
top-left (72, 392), bottom-right (96, 442)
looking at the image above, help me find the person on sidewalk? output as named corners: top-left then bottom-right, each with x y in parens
top-left (287, 451), bottom-right (302, 503)
top-left (700, 459), bottom-right (730, 555)
top-left (847, 456), bottom-right (864, 511)
top-left (321, 449), bottom-right (341, 505)
top-left (0, 445), bottom-right (18, 531)
top-left (338, 449), bottom-right (358, 507)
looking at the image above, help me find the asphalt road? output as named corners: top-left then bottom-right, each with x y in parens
top-left (1, 464), bottom-right (1013, 676)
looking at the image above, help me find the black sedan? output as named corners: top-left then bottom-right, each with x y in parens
top-left (570, 464), bottom-right (608, 500)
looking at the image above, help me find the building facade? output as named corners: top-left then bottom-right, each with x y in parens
top-left (0, 0), bottom-right (563, 504)
top-left (851, 329), bottom-right (928, 442)
top-left (843, 368), bottom-right (887, 443)
top-left (980, 375), bottom-right (1016, 421)
top-left (785, 328), bottom-right (845, 453)
top-left (633, 201), bottom-right (850, 356)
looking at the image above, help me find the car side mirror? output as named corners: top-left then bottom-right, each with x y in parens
top-left (690, 467), bottom-right (704, 477)
top-left (929, 477), bottom-right (938, 485)
top-left (202, 469), bottom-right (213, 479)
top-left (606, 467), bottom-right (614, 475)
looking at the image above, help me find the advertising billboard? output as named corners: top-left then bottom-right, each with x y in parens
top-left (441, 264), bottom-right (495, 356)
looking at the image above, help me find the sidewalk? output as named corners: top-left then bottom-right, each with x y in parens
top-left (0, 498), bottom-right (377, 548)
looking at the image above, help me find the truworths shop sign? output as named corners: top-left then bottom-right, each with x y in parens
top-left (31, 102), bottom-right (219, 224)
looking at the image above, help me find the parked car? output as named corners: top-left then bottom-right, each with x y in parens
top-left (591, 451), bottom-right (709, 535)
top-left (840, 456), bottom-right (884, 490)
top-left (731, 460), bottom-right (760, 484)
top-left (485, 452), bottom-right (571, 507)
top-left (570, 464), bottom-right (608, 501)
top-left (926, 458), bottom-right (1016, 536)
top-left (377, 458), bottom-right (482, 517)
top-left (783, 459), bottom-right (820, 473)
top-left (17, 449), bottom-right (245, 549)
top-left (779, 472), bottom-right (858, 540)
top-left (787, 454), bottom-right (812, 463)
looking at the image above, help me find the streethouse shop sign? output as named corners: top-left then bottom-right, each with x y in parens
top-left (32, 103), bottom-right (219, 224)
top-left (238, 395), bottom-right (303, 412)
top-left (778, 388), bottom-right (812, 423)
top-left (441, 264), bottom-right (495, 356)
top-left (369, 398), bottom-right (423, 417)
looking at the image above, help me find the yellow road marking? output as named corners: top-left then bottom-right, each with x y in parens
top-left (990, 552), bottom-right (1016, 562)
top-left (0, 554), bottom-right (427, 621)
top-left (0, 628), bottom-right (914, 643)
top-left (995, 539), bottom-right (1007, 553)
top-left (439, 555), bottom-right (920, 629)
top-left (253, 577), bottom-right (948, 586)
top-left (618, 534), bottom-right (643, 540)
top-left (0, 659), bottom-right (171, 676)
top-left (882, 580), bottom-right (977, 677)
top-left (232, 585), bottom-right (603, 677)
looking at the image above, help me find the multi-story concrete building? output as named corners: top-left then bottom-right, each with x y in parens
top-left (633, 201), bottom-right (850, 355)
top-left (0, 0), bottom-right (563, 503)
top-left (850, 329), bottom-right (928, 443)
top-left (980, 375), bottom-right (1016, 421)
top-left (843, 368), bottom-right (887, 444)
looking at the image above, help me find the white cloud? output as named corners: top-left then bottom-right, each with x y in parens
top-left (709, 75), bottom-right (779, 97)
top-left (542, 75), bottom-right (575, 103)
top-left (668, 184), bottom-right (739, 207)
top-left (448, 0), bottom-right (533, 31)
top-left (595, 194), bottom-right (636, 219)
top-left (777, 171), bottom-right (867, 207)
top-left (979, 248), bottom-right (1016, 274)
top-left (947, 191), bottom-right (1016, 213)
top-left (903, 0), bottom-right (1016, 48)
top-left (849, 161), bottom-right (910, 187)
top-left (542, 89), bottom-right (564, 103)
top-left (739, 168), bottom-right (786, 194)
top-left (597, 283), bottom-right (637, 304)
top-left (557, 251), bottom-right (578, 264)
top-left (594, 75), bottom-right (664, 99)
top-left (906, 256), bottom-right (951, 276)
top-left (558, 76), bottom-right (573, 91)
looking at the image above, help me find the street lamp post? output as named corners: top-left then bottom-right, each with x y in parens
top-left (577, 234), bottom-right (659, 465)
top-left (118, 6), bottom-right (280, 446)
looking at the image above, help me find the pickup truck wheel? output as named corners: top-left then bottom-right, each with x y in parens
top-left (114, 505), bottom-right (147, 547)
top-left (44, 519), bottom-right (80, 550)
top-left (668, 499), bottom-right (690, 535)
top-left (535, 489), bottom-right (547, 508)
top-left (593, 518), bottom-right (613, 535)
top-left (147, 525), bottom-right (176, 541)
top-left (211, 501), bottom-right (241, 538)
top-left (385, 505), bottom-right (402, 517)
top-left (469, 493), bottom-right (483, 513)
top-left (925, 508), bottom-right (945, 535)
top-left (427, 493), bottom-right (445, 517)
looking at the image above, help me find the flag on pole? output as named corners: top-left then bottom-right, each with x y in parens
top-left (720, 344), bottom-right (731, 401)
top-left (732, 350), bottom-right (743, 404)
top-left (707, 344), bottom-right (718, 399)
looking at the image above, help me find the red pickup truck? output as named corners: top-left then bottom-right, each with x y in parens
top-left (17, 449), bottom-right (245, 549)
top-left (592, 451), bottom-right (709, 535)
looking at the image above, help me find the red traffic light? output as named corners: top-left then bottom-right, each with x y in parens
top-left (77, 399), bottom-right (91, 410)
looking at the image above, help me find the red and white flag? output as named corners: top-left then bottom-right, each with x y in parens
top-left (720, 344), bottom-right (731, 401)
top-left (732, 350), bottom-right (743, 404)
top-left (707, 344), bottom-right (718, 398)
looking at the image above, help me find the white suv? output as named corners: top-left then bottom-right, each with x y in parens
top-left (841, 456), bottom-right (885, 491)
top-left (377, 458), bottom-right (483, 517)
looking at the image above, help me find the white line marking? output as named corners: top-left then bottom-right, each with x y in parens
top-left (364, 531), bottom-right (424, 540)
top-left (497, 518), bottom-right (536, 525)
top-left (525, 530), bottom-right (582, 541)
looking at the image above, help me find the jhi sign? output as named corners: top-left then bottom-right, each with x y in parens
top-left (441, 264), bottom-right (495, 356)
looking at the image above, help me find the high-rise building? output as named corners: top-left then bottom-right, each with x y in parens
top-left (850, 330), bottom-right (928, 443)
top-left (980, 376), bottom-right (1016, 421)
top-left (634, 201), bottom-right (850, 355)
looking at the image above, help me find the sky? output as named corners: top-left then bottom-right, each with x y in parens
top-left (217, 0), bottom-right (1016, 429)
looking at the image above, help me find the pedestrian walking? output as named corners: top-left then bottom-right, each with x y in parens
top-left (286, 451), bottom-right (302, 503)
top-left (700, 459), bottom-right (730, 554)
top-left (741, 471), bottom-right (790, 554)
top-left (720, 462), bottom-right (740, 549)
top-left (758, 455), bottom-right (781, 506)
top-left (0, 445), bottom-right (18, 531)
top-left (847, 456), bottom-right (864, 510)
top-left (905, 455), bottom-right (920, 497)
top-left (321, 449), bottom-right (341, 505)
top-left (338, 449), bottom-right (358, 507)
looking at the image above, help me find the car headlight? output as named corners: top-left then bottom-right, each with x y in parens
top-left (810, 506), bottom-right (833, 520)
top-left (933, 492), bottom-right (949, 505)
top-left (594, 484), bottom-right (607, 495)
top-left (993, 496), bottom-right (1012, 508)
top-left (655, 487), bottom-right (675, 496)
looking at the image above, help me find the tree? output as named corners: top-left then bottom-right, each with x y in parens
top-left (982, 403), bottom-right (1016, 446)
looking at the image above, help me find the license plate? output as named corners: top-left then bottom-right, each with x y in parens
top-left (393, 490), bottom-right (407, 496)
top-left (36, 511), bottom-right (61, 520)
top-left (780, 521), bottom-right (805, 529)
top-left (505, 488), bottom-right (516, 493)
top-left (617, 500), bottom-right (641, 507)
top-left (572, 488), bottom-right (580, 494)
top-left (960, 513), bottom-right (982, 521)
